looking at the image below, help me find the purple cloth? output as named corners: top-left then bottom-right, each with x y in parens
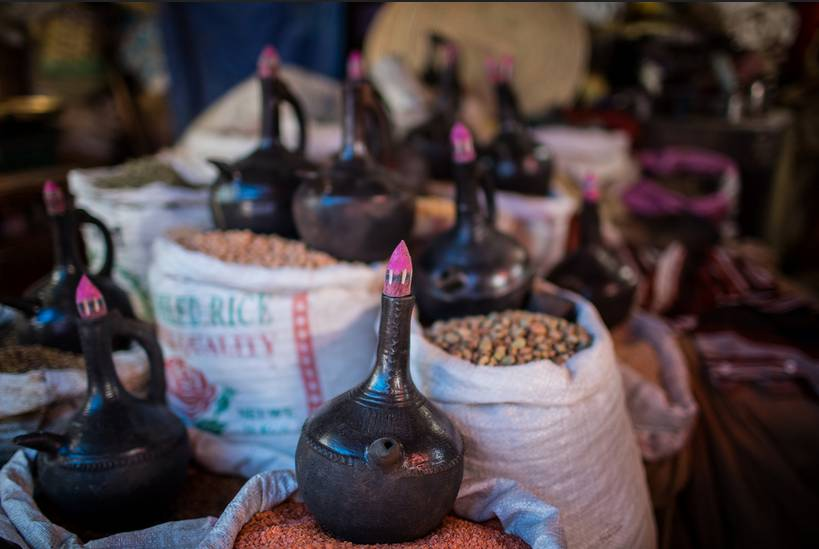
top-left (623, 147), bottom-right (738, 222)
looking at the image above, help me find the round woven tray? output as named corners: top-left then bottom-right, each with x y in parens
top-left (364, 3), bottom-right (589, 117)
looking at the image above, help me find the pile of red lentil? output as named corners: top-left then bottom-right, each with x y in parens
top-left (234, 502), bottom-right (527, 548)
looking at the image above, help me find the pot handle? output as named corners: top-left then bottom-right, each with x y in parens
top-left (207, 159), bottom-right (233, 182)
top-left (75, 209), bottom-right (115, 278)
top-left (14, 432), bottom-right (67, 455)
top-left (279, 83), bottom-right (308, 155)
top-left (111, 313), bottom-right (166, 405)
top-left (359, 87), bottom-right (394, 163)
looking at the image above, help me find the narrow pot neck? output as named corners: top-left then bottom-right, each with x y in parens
top-left (359, 294), bottom-right (418, 405)
top-left (78, 316), bottom-right (126, 405)
top-left (496, 83), bottom-right (520, 132)
top-left (453, 162), bottom-right (487, 238)
top-left (339, 81), bottom-right (368, 163)
top-left (580, 199), bottom-right (602, 248)
top-left (259, 77), bottom-right (281, 149)
top-left (437, 64), bottom-right (460, 114)
top-left (50, 211), bottom-right (83, 272)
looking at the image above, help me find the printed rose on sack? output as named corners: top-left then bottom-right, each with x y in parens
top-left (166, 357), bottom-right (217, 418)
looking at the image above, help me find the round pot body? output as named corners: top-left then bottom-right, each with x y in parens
top-left (35, 432), bottom-right (190, 529)
top-left (210, 148), bottom-right (314, 238)
top-left (293, 164), bottom-right (415, 263)
top-left (17, 272), bottom-right (134, 353)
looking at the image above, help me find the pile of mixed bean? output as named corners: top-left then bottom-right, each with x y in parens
top-left (172, 229), bottom-right (338, 269)
top-left (425, 310), bottom-right (592, 366)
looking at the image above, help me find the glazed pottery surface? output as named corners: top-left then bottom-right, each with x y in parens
top-left (3, 199), bottom-right (134, 353)
top-left (484, 61), bottom-right (552, 196)
top-left (547, 194), bottom-right (638, 329)
top-left (293, 64), bottom-right (414, 263)
top-left (296, 294), bottom-right (464, 544)
top-left (210, 49), bottom-right (312, 237)
top-left (405, 37), bottom-right (461, 181)
top-left (15, 307), bottom-right (190, 529)
top-left (416, 129), bottom-right (532, 324)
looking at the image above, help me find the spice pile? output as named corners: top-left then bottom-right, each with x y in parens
top-left (425, 310), bottom-right (592, 366)
top-left (94, 157), bottom-right (196, 189)
top-left (234, 502), bottom-right (527, 549)
top-left (0, 345), bottom-right (83, 374)
top-left (172, 229), bottom-right (338, 269)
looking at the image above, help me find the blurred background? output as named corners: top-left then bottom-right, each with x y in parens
top-left (1, 2), bottom-right (817, 296)
top-left (2, 4), bottom-right (819, 547)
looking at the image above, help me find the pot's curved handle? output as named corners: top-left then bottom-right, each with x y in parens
top-left (207, 159), bottom-right (233, 182)
top-left (14, 431), bottom-right (67, 455)
top-left (75, 209), bottom-right (114, 278)
top-left (278, 82), bottom-right (308, 155)
top-left (359, 86), bottom-right (394, 164)
top-left (111, 313), bottom-right (166, 404)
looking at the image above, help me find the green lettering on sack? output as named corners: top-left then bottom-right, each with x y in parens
top-left (210, 295), bottom-right (225, 326)
top-left (237, 296), bottom-right (251, 326)
top-left (258, 293), bottom-right (273, 325)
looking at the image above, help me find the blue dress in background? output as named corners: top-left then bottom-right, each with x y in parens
top-left (160, 2), bottom-right (346, 137)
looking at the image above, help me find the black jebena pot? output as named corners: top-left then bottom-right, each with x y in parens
top-left (1, 181), bottom-right (134, 353)
top-left (546, 183), bottom-right (638, 329)
top-left (415, 123), bottom-right (532, 324)
top-left (15, 276), bottom-right (190, 530)
top-left (296, 242), bottom-right (463, 544)
top-left (405, 38), bottom-right (461, 181)
top-left (293, 53), bottom-right (414, 263)
top-left (209, 45), bottom-right (313, 237)
top-left (483, 56), bottom-right (552, 196)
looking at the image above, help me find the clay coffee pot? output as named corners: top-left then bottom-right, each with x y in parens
top-left (546, 177), bottom-right (638, 329)
top-left (296, 241), bottom-right (464, 544)
top-left (293, 53), bottom-right (414, 263)
top-left (346, 50), bottom-right (395, 167)
top-left (1, 181), bottom-right (134, 353)
top-left (415, 123), bottom-right (532, 324)
top-left (420, 32), bottom-right (461, 92)
top-left (405, 40), bottom-right (461, 181)
top-left (209, 45), bottom-right (312, 237)
top-left (15, 276), bottom-right (191, 529)
top-left (483, 56), bottom-right (552, 196)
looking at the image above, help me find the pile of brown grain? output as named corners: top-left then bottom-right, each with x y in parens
top-left (172, 229), bottom-right (338, 269)
top-left (234, 502), bottom-right (526, 549)
top-left (94, 157), bottom-right (197, 189)
top-left (425, 310), bottom-right (592, 366)
top-left (0, 345), bottom-right (83, 374)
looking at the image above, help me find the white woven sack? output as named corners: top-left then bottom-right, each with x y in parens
top-left (494, 190), bottom-right (576, 274)
top-left (68, 151), bottom-right (215, 320)
top-left (618, 313), bottom-right (698, 461)
top-left (148, 238), bottom-right (381, 474)
top-left (410, 293), bottom-right (656, 549)
top-left (1, 446), bottom-right (565, 549)
top-left (0, 346), bottom-right (148, 419)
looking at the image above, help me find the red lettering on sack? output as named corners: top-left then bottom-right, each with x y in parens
top-left (157, 327), bottom-right (275, 358)
top-left (292, 292), bottom-right (323, 412)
